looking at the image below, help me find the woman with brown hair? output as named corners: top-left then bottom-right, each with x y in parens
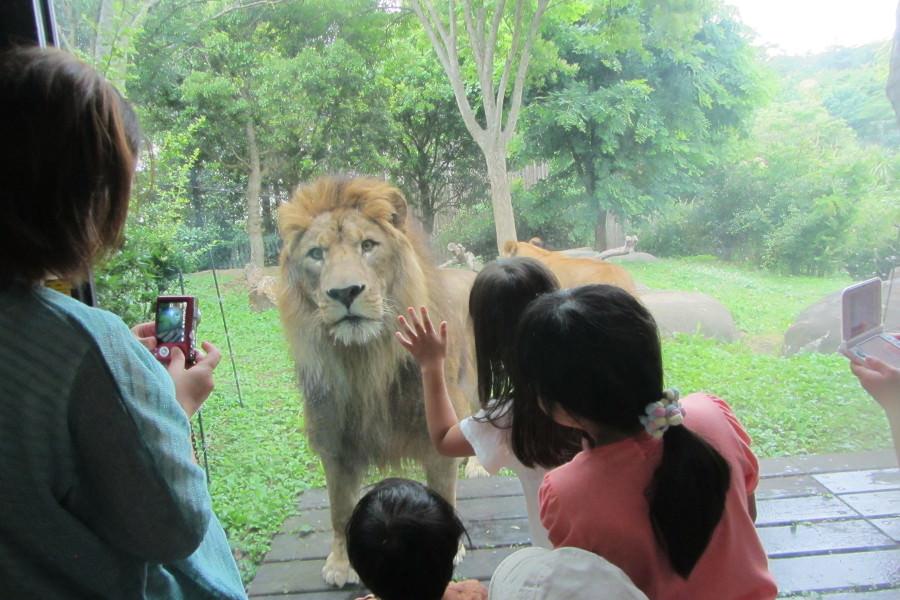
top-left (0, 46), bottom-right (246, 599)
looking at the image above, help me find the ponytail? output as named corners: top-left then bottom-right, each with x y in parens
top-left (646, 426), bottom-right (731, 578)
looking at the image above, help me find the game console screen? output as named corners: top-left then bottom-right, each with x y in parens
top-left (843, 280), bottom-right (881, 341)
top-left (854, 335), bottom-right (900, 364)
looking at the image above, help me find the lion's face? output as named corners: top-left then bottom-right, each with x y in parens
top-left (279, 177), bottom-right (427, 347)
top-left (286, 210), bottom-right (403, 345)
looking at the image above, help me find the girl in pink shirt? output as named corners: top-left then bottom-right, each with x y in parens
top-left (510, 285), bottom-right (777, 600)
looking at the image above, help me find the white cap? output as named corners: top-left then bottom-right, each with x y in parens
top-left (489, 547), bottom-right (648, 600)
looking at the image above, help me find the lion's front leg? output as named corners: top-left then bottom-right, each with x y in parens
top-left (423, 453), bottom-right (467, 564)
top-left (321, 455), bottom-right (365, 588)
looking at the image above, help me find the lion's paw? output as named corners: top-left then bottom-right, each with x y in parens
top-left (464, 456), bottom-right (490, 479)
top-left (453, 541), bottom-right (467, 565)
top-left (322, 552), bottom-right (359, 588)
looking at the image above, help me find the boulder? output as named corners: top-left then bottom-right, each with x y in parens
top-left (249, 275), bottom-right (279, 312)
top-left (607, 252), bottom-right (658, 263)
top-left (558, 248), bottom-right (658, 262)
top-left (641, 291), bottom-right (739, 342)
top-left (783, 276), bottom-right (900, 356)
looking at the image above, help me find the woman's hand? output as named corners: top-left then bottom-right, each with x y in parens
top-left (130, 321), bottom-right (157, 351)
top-left (850, 354), bottom-right (900, 413)
top-left (395, 306), bottom-right (448, 372)
top-left (167, 342), bottom-right (221, 418)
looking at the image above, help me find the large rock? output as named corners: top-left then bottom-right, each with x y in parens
top-left (249, 275), bottom-right (279, 312)
top-left (559, 248), bottom-right (658, 262)
top-left (607, 252), bottom-right (658, 263)
top-left (783, 276), bottom-right (900, 356)
top-left (641, 291), bottom-right (739, 342)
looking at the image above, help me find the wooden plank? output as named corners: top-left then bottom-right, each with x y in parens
top-left (839, 491), bottom-right (900, 518)
top-left (266, 516), bottom-right (532, 564)
top-left (463, 516), bottom-right (532, 548)
top-left (769, 549), bottom-right (900, 595)
top-left (783, 589), bottom-right (900, 599)
top-left (758, 520), bottom-right (895, 557)
top-left (248, 560), bottom-right (364, 596)
top-left (757, 475), bottom-right (829, 500)
top-left (813, 469), bottom-right (900, 494)
top-left (760, 450), bottom-right (896, 478)
top-left (267, 531), bottom-right (330, 563)
top-left (296, 476), bottom-right (524, 511)
top-left (756, 494), bottom-right (860, 526)
top-left (252, 592), bottom-right (360, 600)
top-left (453, 546), bottom-right (527, 582)
top-left (871, 517), bottom-right (900, 542)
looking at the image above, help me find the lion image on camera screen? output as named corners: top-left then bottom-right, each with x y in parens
top-left (277, 176), bottom-right (477, 587)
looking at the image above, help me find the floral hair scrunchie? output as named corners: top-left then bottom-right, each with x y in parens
top-left (639, 388), bottom-right (686, 439)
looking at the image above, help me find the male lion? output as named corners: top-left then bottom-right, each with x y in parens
top-left (277, 176), bottom-right (476, 587)
top-left (502, 240), bottom-right (638, 295)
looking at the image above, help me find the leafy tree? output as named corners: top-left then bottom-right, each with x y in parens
top-left (381, 23), bottom-right (488, 233)
top-left (56, 0), bottom-right (165, 90)
top-left (649, 89), bottom-right (899, 277)
top-left (518, 0), bottom-right (762, 249)
top-left (410, 0), bottom-right (552, 253)
top-left (137, 0), bottom-right (392, 266)
top-left (890, 1), bottom-right (900, 124)
top-left (773, 42), bottom-right (900, 147)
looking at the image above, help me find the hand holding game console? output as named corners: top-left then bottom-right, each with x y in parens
top-left (839, 278), bottom-right (900, 368)
top-left (850, 350), bottom-right (900, 410)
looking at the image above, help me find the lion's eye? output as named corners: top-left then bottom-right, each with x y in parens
top-left (307, 247), bottom-right (324, 261)
top-left (361, 239), bottom-right (379, 253)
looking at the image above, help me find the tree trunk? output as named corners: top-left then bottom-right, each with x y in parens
top-left (484, 147), bottom-right (517, 256)
top-left (418, 180), bottom-right (435, 234)
top-left (594, 207), bottom-right (608, 252)
top-left (245, 121), bottom-right (265, 268)
top-left (261, 184), bottom-right (275, 235)
top-left (91, 0), bottom-right (160, 91)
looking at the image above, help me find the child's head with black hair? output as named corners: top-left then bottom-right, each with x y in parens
top-left (346, 478), bottom-right (467, 600)
top-left (468, 257), bottom-right (582, 465)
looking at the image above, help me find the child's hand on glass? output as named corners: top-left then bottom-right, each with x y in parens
top-left (395, 306), bottom-right (448, 371)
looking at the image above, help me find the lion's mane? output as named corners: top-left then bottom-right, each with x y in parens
top-left (277, 176), bottom-right (472, 469)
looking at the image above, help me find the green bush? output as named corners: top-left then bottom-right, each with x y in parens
top-left (843, 191), bottom-right (900, 280)
top-left (762, 194), bottom-right (853, 276)
top-left (435, 202), bottom-right (498, 260)
top-left (634, 202), bottom-right (708, 258)
top-left (95, 220), bottom-right (186, 324)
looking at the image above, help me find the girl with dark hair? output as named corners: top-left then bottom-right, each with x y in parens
top-left (513, 285), bottom-right (777, 599)
top-left (0, 47), bottom-right (245, 599)
top-left (396, 258), bottom-right (581, 548)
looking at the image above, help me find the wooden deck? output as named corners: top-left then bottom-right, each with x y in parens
top-left (248, 450), bottom-right (900, 599)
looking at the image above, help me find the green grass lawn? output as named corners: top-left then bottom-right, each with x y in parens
top-left (177, 256), bottom-right (893, 583)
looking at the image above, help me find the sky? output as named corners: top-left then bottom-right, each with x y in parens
top-left (722, 0), bottom-right (897, 55)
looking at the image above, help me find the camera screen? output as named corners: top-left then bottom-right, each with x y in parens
top-left (157, 301), bottom-right (187, 343)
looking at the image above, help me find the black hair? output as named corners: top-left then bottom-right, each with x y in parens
top-left (345, 478), bottom-right (467, 600)
top-left (468, 257), bottom-right (582, 466)
top-left (511, 285), bottom-right (731, 578)
top-left (0, 46), bottom-right (141, 289)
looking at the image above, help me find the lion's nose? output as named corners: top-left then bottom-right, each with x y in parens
top-left (327, 284), bottom-right (366, 308)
